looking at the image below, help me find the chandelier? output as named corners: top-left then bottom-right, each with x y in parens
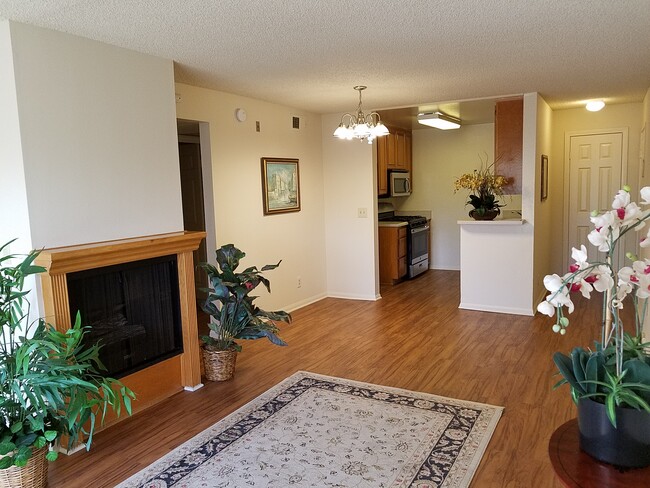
top-left (333, 86), bottom-right (389, 144)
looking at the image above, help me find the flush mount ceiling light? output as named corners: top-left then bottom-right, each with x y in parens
top-left (333, 86), bottom-right (389, 144)
top-left (417, 112), bottom-right (461, 130)
top-left (585, 100), bottom-right (605, 112)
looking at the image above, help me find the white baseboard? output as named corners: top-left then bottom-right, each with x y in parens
top-left (430, 265), bottom-right (460, 271)
top-left (326, 292), bottom-right (380, 301)
top-left (284, 292), bottom-right (328, 312)
top-left (459, 302), bottom-right (534, 316)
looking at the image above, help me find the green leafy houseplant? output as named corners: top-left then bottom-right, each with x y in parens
top-left (538, 186), bottom-right (650, 427)
top-left (0, 241), bottom-right (135, 470)
top-left (200, 244), bottom-right (291, 353)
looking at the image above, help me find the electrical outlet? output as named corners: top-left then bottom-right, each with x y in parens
top-left (297, 276), bottom-right (302, 288)
top-left (357, 207), bottom-right (368, 218)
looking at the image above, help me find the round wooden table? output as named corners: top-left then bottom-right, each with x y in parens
top-left (549, 419), bottom-right (649, 487)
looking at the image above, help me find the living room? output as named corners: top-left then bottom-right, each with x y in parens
top-left (2, 2), bottom-right (650, 487)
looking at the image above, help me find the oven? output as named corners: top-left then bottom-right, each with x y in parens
top-left (408, 222), bottom-right (429, 278)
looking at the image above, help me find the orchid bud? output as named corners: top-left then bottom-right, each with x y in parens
top-left (560, 328), bottom-right (566, 335)
top-left (591, 210), bottom-right (599, 217)
top-left (626, 251), bottom-right (638, 261)
top-left (623, 184), bottom-right (631, 192)
top-left (552, 324), bottom-right (561, 333)
top-left (559, 317), bottom-right (569, 327)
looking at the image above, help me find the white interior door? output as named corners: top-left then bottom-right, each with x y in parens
top-left (568, 132), bottom-right (623, 264)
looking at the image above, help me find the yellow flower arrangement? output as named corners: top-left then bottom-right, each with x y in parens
top-left (453, 157), bottom-right (510, 218)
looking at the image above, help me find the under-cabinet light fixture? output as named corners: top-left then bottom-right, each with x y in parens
top-left (417, 112), bottom-right (461, 130)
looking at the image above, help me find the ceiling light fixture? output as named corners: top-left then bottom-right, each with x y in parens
top-left (417, 112), bottom-right (461, 130)
top-left (585, 100), bottom-right (605, 112)
top-left (333, 86), bottom-right (389, 144)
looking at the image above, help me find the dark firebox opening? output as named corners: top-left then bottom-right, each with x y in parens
top-left (67, 254), bottom-right (183, 379)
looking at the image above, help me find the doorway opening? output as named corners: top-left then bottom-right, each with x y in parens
top-left (177, 119), bottom-right (216, 332)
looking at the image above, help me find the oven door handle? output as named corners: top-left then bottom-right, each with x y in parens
top-left (411, 224), bottom-right (430, 234)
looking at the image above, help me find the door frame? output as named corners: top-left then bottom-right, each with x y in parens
top-left (562, 128), bottom-right (629, 268)
top-left (176, 119), bottom-right (217, 268)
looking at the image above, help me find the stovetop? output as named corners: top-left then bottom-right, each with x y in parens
top-left (378, 213), bottom-right (428, 228)
top-left (377, 203), bottom-right (428, 228)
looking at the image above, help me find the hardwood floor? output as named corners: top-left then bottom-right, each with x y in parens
top-left (49, 270), bottom-right (606, 487)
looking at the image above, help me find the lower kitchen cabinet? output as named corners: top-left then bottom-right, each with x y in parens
top-left (379, 225), bottom-right (407, 285)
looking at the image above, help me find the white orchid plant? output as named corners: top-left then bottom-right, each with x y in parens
top-left (538, 186), bottom-right (650, 425)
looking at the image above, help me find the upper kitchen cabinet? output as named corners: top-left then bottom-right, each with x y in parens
top-left (494, 98), bottom-right (523, 194)
top-left (377, 136), bottom-right (389, 196)
top-left (376, 127), bottom-right (412, 196)
top-left (389, 129), bottom-right (412, 171)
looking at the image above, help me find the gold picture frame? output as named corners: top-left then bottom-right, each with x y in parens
top-left (261, 158), bottom-right (301, 215)
top-left (541, 154), bottom-right (549, 201)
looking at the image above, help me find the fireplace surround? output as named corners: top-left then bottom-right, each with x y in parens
top-left (36, 231), bottom-right (205, 423)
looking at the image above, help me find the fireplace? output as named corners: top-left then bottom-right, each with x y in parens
top-left (67, 254), bottom-right (183, 378)
top-left (36, 232), bottom-right (205, 422)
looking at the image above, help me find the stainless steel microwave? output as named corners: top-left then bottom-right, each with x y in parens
top-left (389, 170), bottom-right (411, 197)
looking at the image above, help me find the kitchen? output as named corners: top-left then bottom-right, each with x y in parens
top-left (374, 97), bottom-right (526, 298)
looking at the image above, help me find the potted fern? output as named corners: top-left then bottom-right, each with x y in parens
top-left (0, 241), bottom-right (135, 487)
top-left (200, 244), bottom-right (291, 381)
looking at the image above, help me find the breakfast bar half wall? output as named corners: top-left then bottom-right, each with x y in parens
top-left (458, 218), bottom-right (535, 316)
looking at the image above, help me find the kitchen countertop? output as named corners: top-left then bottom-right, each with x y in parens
top-left (457, 218), bottom-right (525, 225)
top-left (378, 221), bottom-right (408, 228)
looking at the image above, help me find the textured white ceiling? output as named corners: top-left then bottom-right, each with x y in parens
top-left (1, 0), bottom-right (649, 114)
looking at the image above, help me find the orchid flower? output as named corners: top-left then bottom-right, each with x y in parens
top-left (618, 259), bottom-right (650, 299)
top-left (539, 187), bottom-right (650, 342)
top-left (640, 186), bottom-right (650, 205)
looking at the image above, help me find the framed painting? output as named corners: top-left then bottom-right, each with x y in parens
top-left (541, 154), bottom-right (549, 201)
top-left (261, 158), bottom-right (301, 215)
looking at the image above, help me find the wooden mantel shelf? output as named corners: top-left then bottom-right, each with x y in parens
top-left (36, 231), bottom-right (205, 275)
top-left (35, 231), bottom-right (206, 424)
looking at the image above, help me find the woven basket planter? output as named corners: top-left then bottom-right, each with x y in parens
top-left (0, 446), bottom-right (48, 488)
top-left (202, 346), bottom-right (238, 381)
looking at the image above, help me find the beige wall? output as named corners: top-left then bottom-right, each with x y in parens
top-left (395, 123), bottom-right (497, 270)
top-left (0, 21), bottom-right (31, 252)
top-left (641, 88), bottom-right (650, 195)
top-left (174, 83), bottom-right (327, 311)
top-left (640, 88), bottom-right (650, 340)
top-left (532, 95), bottom-right (554, 304)
top-left (8, 22), bottom-right (183, 249)
top-left (322, 114), bottom-right (378, 299)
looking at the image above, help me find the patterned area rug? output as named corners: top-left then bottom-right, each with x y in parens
top-left (117, 372), bottom-right (503, 488)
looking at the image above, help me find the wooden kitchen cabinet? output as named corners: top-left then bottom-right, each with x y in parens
top-left (376, 136), bottom-right (389, 196)
top-left (379, 225), bottom-right (408, 285)
top-left (376, 127), bottom-right (412, 196)
top-left (494, 97), bottom-right (523, 194)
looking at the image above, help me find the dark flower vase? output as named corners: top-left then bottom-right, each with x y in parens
top-left (578, 397), bottom-right (650, 468)
top-left (469, 209), bottom-right (499, 221)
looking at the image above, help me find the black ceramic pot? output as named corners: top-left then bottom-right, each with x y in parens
top-left (469, 208), bottom-right (499, 221)
top-left (578, 397), bottom-right (650, 468)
